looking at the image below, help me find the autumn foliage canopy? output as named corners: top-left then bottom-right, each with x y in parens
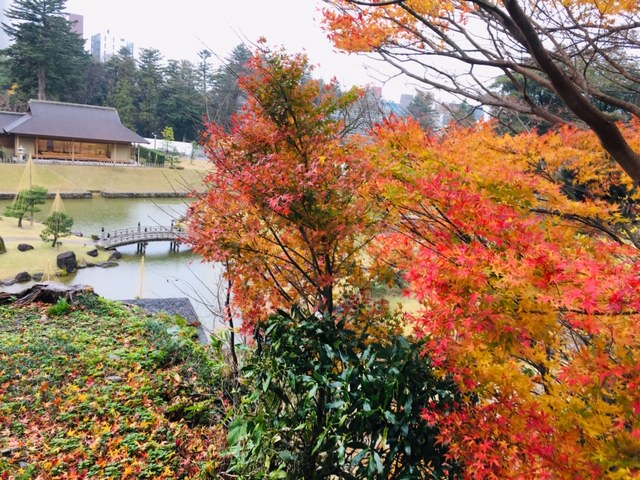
top-left (189, 45), bottom-right (640, 477)
top-left (188, 46), bottom-right (385, 328)
top-left (371, 119), bottom-right (640, 478)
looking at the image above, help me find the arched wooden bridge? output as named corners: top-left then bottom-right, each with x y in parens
top-left (97, 225), bottom-right (186, 252)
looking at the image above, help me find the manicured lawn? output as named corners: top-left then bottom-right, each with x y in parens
top-left (0, 160), bottom-right (208, 195)
top-left (0, 221), bottom-right (110, 280)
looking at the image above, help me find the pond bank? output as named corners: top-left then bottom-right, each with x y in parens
top-left (0, 191), bottom-right (192, 200)
top-left (0, 196), bottom-right (222, 334)
top-left (0, 192), bottom-right (92, 200)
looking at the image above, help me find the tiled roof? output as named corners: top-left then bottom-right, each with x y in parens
top-left (0, 112), bottom-right (24, 130)
top-left (3, 100), bottom-right (148, 144)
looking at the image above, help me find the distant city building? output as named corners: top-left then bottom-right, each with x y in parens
top-left (432, 102), bottom-right (485, 130)
top-left (368, 86), bottom-right (383, 100)
top-left (380, 99), bottom-right (409, 118)
top-left (91, 29), bottom-right (134, 62)
top-left (68, 13), bottom-right (83, 37)
top-left (365, 86), bottom-right (410, 119)
top-left (400, 94), bottom-right (413, 109)
top-left (0, 0), bottom-right (15, 50)
top-left (388, 91), bottom-right (486, 131)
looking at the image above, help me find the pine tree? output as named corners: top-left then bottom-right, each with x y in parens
top-left (40, 211), bottom-right (73, 247)
top-left (136, 48), bottom-right (163, 136)
top-left (4, 186), bottom-right (47, 228)
top-left (209, 44), bottom-right (251, 131)
top-left (2, 0), bottom-right (89, 101)
top-left (406, 89), bottom-right (436, 131)
top-left (159, 59), bottom-right (201, 142)
top-left (105, 48), bottom-right (137, 129)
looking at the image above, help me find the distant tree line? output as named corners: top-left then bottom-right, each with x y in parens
top-left (73, 44), bottom-right (251, 141)
top-left (0, 0), bottom-right (486, 145)
top-left (0, 0), bottom-right (252, 142)
top-left (0, 40), bottom-right (251, 142)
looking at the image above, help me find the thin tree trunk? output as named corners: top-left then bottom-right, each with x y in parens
top-left (37, 69), bottom-right (46, 100)
top-left (224, 259), bottom-right (238, 376)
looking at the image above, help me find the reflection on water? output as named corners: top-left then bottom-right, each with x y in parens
top-left (0, 196), bottom-right (225, 334)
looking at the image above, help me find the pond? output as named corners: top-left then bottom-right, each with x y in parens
top-left (0, 196), bottom-right (226, 335)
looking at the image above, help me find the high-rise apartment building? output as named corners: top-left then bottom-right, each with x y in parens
top-left (68, 13), bottom-right (83, 37)
top-left (91, 29), bottom-right (134, 62)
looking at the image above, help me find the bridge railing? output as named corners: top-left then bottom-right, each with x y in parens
top-left (99, 225), bottom-right (186, 248)
top-left (101, 225), bottom-right (180, 238)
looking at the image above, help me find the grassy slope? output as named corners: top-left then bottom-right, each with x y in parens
top-left (0, 160), bottom-right (208, 195)
top-left (0, 295), bottom-right (229, 479)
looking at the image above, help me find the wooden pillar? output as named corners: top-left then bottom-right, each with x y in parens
top-left (137, 242), bottom-right (147, 254)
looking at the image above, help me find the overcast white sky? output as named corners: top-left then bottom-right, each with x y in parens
top-left (64, 0), bottom-right (413, 102)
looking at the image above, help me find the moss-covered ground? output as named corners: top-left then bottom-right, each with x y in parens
top-left (0, 294), bottom-right (231, 479)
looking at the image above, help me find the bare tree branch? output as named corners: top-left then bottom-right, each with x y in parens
top-left (326, 0), bottom-right (640, 180)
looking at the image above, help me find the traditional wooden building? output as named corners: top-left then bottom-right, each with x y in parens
top-left (0, 100), bottom-right (147, 163)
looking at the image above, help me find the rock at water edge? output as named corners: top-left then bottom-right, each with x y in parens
top-left (57, 251), bottom-right (78, 273)
top-left (14, 271), bottom-right (32, 283)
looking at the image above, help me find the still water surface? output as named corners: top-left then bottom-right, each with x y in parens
top-left (0, 197), bottom-right (224, 334)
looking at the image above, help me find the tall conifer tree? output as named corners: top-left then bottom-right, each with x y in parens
top-left (2, 0), bottom-right (89, 101)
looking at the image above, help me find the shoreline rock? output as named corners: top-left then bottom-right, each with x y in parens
top-left (96, 261), bottom-right (119, 268)
top-left (57, 251), bottom-right (78, 273)
top-left (14, 271), bottom-right (32, 283)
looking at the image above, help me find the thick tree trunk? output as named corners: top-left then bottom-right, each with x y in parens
top-left (501, 0), bottom-right (640, 182)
